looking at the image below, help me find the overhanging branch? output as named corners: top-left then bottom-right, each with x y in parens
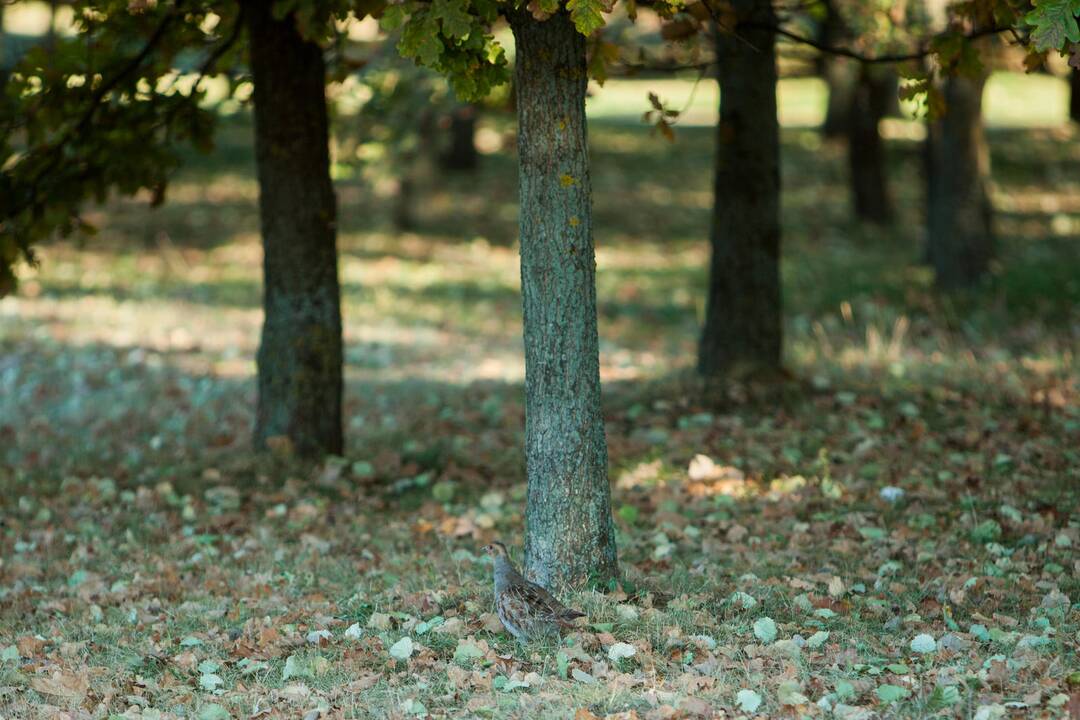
top-left (749, 21), bottom-right (1014, 64)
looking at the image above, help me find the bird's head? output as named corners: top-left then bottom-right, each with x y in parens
top-left (481, 541), bottom-right (510, 560)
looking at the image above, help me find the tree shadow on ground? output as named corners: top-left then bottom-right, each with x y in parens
top-left (4, 330), bottom-right (1075, 507)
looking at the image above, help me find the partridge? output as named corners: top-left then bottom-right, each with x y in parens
top-left (481, 541), bottom-right (585, 641)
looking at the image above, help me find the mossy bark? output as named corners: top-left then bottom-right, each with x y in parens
top-left (699, 2), bottom-right (782, 380)
top-left (926, 74), bottom-right (993, 289)
top-left (847, 65), bottom-right (894, 224)
top-left (246, 1), bottom-right (344, 456)
top-left (509, 10), bottom-right (618, 590)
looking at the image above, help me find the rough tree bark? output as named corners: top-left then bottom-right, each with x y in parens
top-left (246, 0), bottom-right (344, 456)
top-left (699, 1), bottom-right (782, 379)
top-left (925, 73), bottom-right (993, 289)
top-left (509, 10), bottom-right (618, 590)
top-left (847, 64), bottom-right (894, 224)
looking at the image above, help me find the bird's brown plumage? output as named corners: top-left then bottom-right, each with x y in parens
top-left (482, 542), bottom-right (585, 641)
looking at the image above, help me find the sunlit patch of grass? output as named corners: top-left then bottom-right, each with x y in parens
top-left (587, 72), bottom-right (1071, 129)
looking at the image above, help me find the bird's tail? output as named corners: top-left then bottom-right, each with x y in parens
top-left (556, 608), bottom-right (586, 625)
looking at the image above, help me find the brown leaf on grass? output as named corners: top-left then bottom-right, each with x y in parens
top-left (59, 642), bottom-right (85, 659)
top-left (258, 626), bottom-right (281, 647)
top-left (478, 612), bottom-right (504, 634)
top-left (432, 616), bottom-right (465, 636)
top-left (17, 636), bottom-right (46, 657)
top-left (172, 651), bottom-right (197, 671)
top-left (446, 665), bottom-right (470, 689)
top-left (574, 709), bottom-right (600, 720)
top-left (466, 694), bottom-right (497, 711)
top-left (677, 697), bottom-right (712, 717)
top-left (30, 669), bottom-right (89, 702)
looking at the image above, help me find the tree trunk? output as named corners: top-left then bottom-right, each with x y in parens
top-left (440, 105), bottom-right (479, 172)
top-left (1070, 68), bottom-right (1080, 124)
top-left (823, 60), bottom-right (856, 137)
top-left (699, 2), bottom-right (782, 380)
top-left (881, 68), bottom-right (902, 118)
top-left (392, 110), bottom-right (437, 232)
top-left (847, 64), bottom-right (893, 224)
top-left (46, 0), bottom-right (57, 52)
top-left (819, 0), bottom-right (853, 138)
top-left (0, 2), bottom-right (6, 85)
top-left (509, 10), bottom-right (617, 590)
top-left (246, 0), bottom-right (344, 456)
top-left (925, 73), bottom-right (993, 289)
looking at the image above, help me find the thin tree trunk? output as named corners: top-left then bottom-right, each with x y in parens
top-left (440, 105), bottom-right (479, 172)
top-left (820, 0), bottom-right (853, 138)
top-left (46, 0), bottom-right (57, 52)
top-left (847, 64), bottom-right (893, 224)
top-left (0, 2), bottom-right (6, 85)
top-left (1070, 68), bottom-right (1080, 124)
top-left (926, 73), bottom-right (993, 289)
top-left (392, 175), bottom-right (415, 231)
top-left (823, 59), bottom-right (856, 137)
top-left (699, 1), bottom-right (782, 379)
top-left (881, 68), bottom-right (902, 117)
top-left (246, 0), bottom-right (344, 456)
top-left (392, 111), bottom-right (437, 231)
top-left (509, 10), bottom-right (617, 590)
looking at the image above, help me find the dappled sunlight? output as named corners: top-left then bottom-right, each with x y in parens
top-left (4, 108), bottom-right (1077, 480)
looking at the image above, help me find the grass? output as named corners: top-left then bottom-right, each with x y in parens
top-left (0, 74), bottom-right (1078, 719)
top-left (588, 72), bottom-right (1072, 128)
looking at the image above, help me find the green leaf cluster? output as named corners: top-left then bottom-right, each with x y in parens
top-left (0, 0), bottom-right (363, 295)
top-left (0, 0), bottom-right (240, 295)
top-left (383, 0), bottom-right (509, 101)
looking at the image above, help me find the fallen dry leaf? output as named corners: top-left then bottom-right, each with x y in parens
top-left (30, 669), bottom-right (89, 702)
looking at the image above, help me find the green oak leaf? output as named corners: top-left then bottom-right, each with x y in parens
top-left (566, 0), bottom-right (610, 35)
top-left (432, 0), bottom-right (474, 40)
top-left (381, 3), bottom-right (408, 31)
top-left (400, 12), bottom-right (445, 66)
top-left (1025, 0), bottom-right (1080, 51)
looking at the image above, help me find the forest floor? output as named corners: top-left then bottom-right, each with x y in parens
top-left (1, 75), bottom-right (1078, 719)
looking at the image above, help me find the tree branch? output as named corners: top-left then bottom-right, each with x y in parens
top-left (6, 1), bottom-right (187, 229)
top-left (66, 1), bottom-right (188, 148)
top-left (742, 21), bottom-right (1013, 64)
top-left (5, 0), bottom-right (248, 228)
